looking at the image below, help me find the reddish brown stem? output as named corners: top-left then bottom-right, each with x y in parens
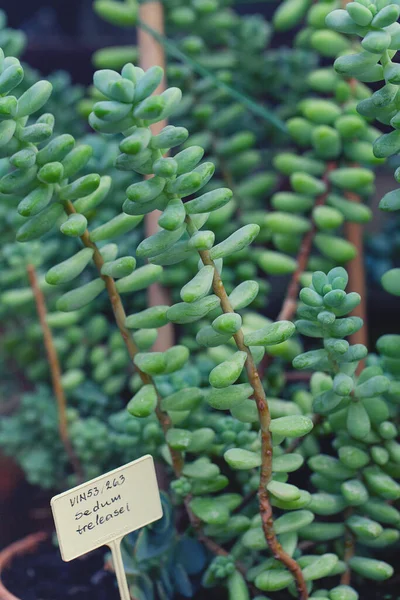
top-left (187, 216), bottom-right (308, 599)
top-left (26, 264), bottom-right (83, 482)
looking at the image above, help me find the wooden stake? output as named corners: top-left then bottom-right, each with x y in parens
top-left (344, 192), bottom-right (368, 369)
top-left (137, 1), bottom-right (174, 352)
top-left (342, 0), bottom-right (368, 372)
top-left (26, 264), bottom-right (83, 482)
top-left (108, 538), bottom-right (132, 600)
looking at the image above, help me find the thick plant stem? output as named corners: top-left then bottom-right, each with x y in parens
top-left (26, 264), bottom-right (83, 482)
top-left (186, 216), bottom-right (308, 599)
top-left (138, 0), bottom-right (174, 352)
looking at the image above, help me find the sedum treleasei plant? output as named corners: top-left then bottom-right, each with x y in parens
top-left (327, 0), bottom-right (400, 296)
top-left (0, 7), bottom-right (399, 597)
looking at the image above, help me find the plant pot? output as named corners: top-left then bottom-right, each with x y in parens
top-left (0, 532), bottom-right (48, 600)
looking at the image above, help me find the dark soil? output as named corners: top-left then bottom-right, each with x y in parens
top-left (2, 541), bottom-right (119, 600)
top-left (2, 539), bottom-right (400, 600)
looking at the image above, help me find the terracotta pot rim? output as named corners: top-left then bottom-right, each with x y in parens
top-left (0, 532), bottom-right (48, 600)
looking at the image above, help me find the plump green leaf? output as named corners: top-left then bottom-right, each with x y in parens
top-left (338, 446), bottom-right (369, 470)
top-left (329, 585), bottom-right (359, 600)
top-left (381, 268), bottom-right (400, 296)
top-left (180, 265), bottom-right (214, 303)
top-left (127, 384), bottom-right (157, 418)
top-left (309, 454), bottom-right (354, 481)
top-left (224, 448), bottom-right (261, 470)
top-left (190, 497), bottom-right (229, 525)
top-left (212, 313), bottom-right (242, 335)
top-left (46, 248), bottom-right (94, 285)
top-left (183, 459), bottom-right (219, 481)
top-left (16, 81), bottom-right (52, 118)
top-left (267, 481), bottom-right (300, 502)
top-left (116, 264), bottom-right (162, 294)
top-left (57, 278), bottom-right (105, 311)
top-left (60, 213), bottom-right (87, 237)
top-left (347, 401), bottom-right (370, 440)
top-left (315, 234), bottom-right (357, 263)
top-left (210, 224), bottom-right (260, 259)
top-left (136, 223), bottom-right (186, 259)
top-left (274, 510), bottom-right (314, 534)
top-left (258, 251), bottom-right (297, 275)
top-left (364, 466), bottom-right (400, 500)
top-left (208, 383), bottom-right (253, 410)
top-left (302, 553), bottom-right (338, 581)
top-left (229, 280), bottom-right (259, 310)
top-left (94, 0), bottom-right (138, 27)
top-left (18, 184), bottom-right (53, 218)
top-left (346, 515), bottom-right (382, 540)
top-left (17, 203), bottom-right (64, 242)
top-left (244, 321), bottom-right (295, 346)
top-left (59, 173), bottom-right (101, 202)
top-left (209, 351), bottom-right (247, 388)
top-left (227, 571), bottom-right (249, 600)
top-left (274, 0), bottom-right (313, 31)
top-left (167, 295), bottom-right (220, 324)
top-left (90, 213), bottom-right (142, 242)
top-left (329, 167), bottom-right (374, 190)
top-left (134, 352), bottom-right (166, 376)
top-left (269, 415), bottom-right (313, 438)
top-left (349, 557), bottom-right (393, 581)
top-left (126, 305), bottom-right (169, 329)
top-left (272, 453), bottom-right (304, 473)
top-left (163, 345), bottom-right (189, 374)
top-left (161, 387), bottom-right (203, 411)
top-left (309, 493), bottom-right (346, 516)
top-left (185, 187), bottom-right (232, 214)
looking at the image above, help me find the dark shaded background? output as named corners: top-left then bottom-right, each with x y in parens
top-left (3, 1), bottom-right (278, 83)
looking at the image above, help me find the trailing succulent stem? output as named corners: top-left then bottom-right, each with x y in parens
top-left (63, 199), bottom-right (186, 477)
top-left (185, 215), bottom-right (308, 597)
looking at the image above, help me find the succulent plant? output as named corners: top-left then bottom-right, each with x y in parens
top-left (0, 2), bottom-right (399, 599)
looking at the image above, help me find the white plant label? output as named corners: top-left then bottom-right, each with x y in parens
top-left (51, 455), bottom-right (163, 600)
